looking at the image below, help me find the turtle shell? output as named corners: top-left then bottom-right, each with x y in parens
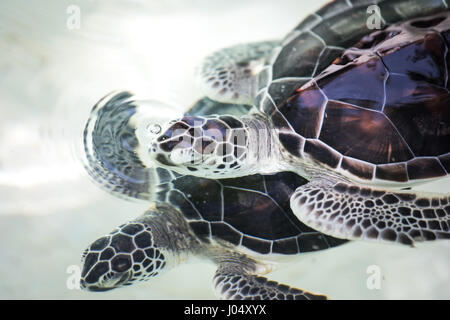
top-left (85, 92), bottom-right (346, 255)
top-left (155, 168), bottom-right (346, 254)
top-left (260, 0), bottom-right (450, 183)
top-left (155, 99), bottom-right (345, 255)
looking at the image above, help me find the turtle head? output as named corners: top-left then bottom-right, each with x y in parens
top-left (80, 220), bottom-right (170, 292)
top-left (143, 115), bottom-right (253, 178)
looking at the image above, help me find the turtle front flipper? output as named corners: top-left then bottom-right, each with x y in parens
top-left (198, 41), bottom-right (279, 105)
top-left (290, 179), bottom-right (450, 245)
top-left (213, 259), bottom-right (326, 300)
top-left (83, 91), bottom-right (182, 201)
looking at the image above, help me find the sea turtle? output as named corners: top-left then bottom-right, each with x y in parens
top-left (80, 0), bottom-right (450, 299)
top-left (80, 92), bottom-right (347, 299)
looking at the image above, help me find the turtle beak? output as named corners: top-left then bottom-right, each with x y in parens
top-left (80, 271), bottom-right (132, 292)
top-left (113, 271), bottom-right (133, 287)
top-left (82, 284), bottom-right (113, 292)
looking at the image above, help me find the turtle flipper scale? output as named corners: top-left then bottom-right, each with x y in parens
top-left (83, 91), bottom-right (156, 201)
top-left (214, 262), bottom-right (326, 300)
top-left (198, 41), bottom-right (279, 105)
top-left (290, 179), bottom-right (450, 245)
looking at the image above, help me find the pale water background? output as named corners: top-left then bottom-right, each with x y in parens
top-left (0, 0), bottom-right (449, 299)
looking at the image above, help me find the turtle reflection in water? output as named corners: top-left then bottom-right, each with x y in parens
top-left (80, 0), bottom-right (450, 299)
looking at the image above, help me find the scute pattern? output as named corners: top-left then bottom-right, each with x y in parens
top-left (376, 162), bottom-right (408, 182)
top-left (318, 99), bottom-right (414, 164)
top-left (265, 0), bottom-right (448, 97)
top-left (311, 7), bottom-right (377, 48)
top-left (268, 8), bottom-right (450, 182)
top-left (156, 170), bottom-right (346, 255)
top-left (379, 0), bottom-right (447, 24)
top-left (341, 157), bottom-right (375, 180)
top-left (319, 56), bottom-right (388, 111)
top-left (383, 75), bottom-right (449, 157)
top-left (273, 31), bottom-right (328, 79)
top-left (279, 82), bottom-right (326, 139)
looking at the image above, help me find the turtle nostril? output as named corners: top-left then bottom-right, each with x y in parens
top-left (150, 143), bottom-right (158, 153)
top-left (112, 255), bottom-right (132, 273)
top-left (115, 261), bottom-right (129, 272)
